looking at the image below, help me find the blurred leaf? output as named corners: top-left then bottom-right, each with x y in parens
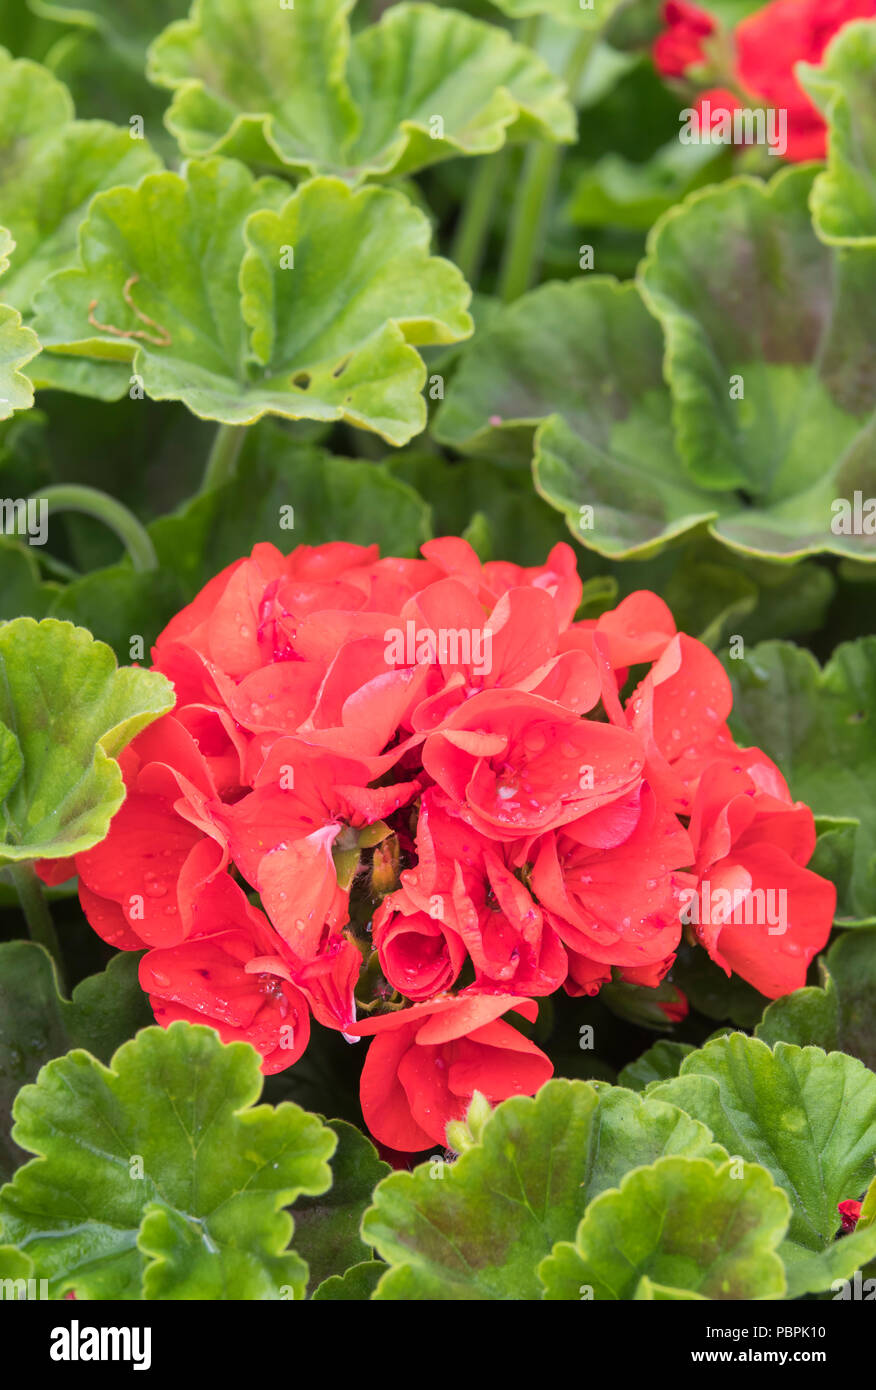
top-left (799, 19), bottom-right (876, 247)
top-left (639, 167), bottom-right (876, 559)
top-left (149, 0), bottom-right (574, 179)
top-left (487, 0), bottom-right (622, 28)
top-left (567, 140), bottom-right (729, 231)
top-left (31, 0), bottom-right (189, 68)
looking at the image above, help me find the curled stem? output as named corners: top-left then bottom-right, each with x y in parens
top-left (33, 485), bottom-right (158, 574)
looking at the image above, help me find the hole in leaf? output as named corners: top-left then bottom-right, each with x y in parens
top-left (292, 371), bottom-right (311, 390)
top-left (332, 356), bottom-right (352, 379)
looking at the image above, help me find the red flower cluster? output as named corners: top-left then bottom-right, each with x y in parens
top-left (42, 539), bottom-right (834, 1150)
top-left (653, 0), bottom-right (876, 160)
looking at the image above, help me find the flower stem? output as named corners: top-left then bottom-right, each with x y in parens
top-left (201, 423), bottom-right (247, 495)
top-left (8, 861), bottom-right (65, 990)
top-left (451, 150), bottom-right (508, 287)
top-left (34, 485), bottom-right (158, 573)
top-left (498, 29), bottom-right (594, 303)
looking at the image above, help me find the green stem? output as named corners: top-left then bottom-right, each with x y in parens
top-left (498, 29), bottom-right (594, 303)
top-left (517, 14), bottom-right (541, 47)
top-left (33, 485), bottom-right (158, 574)
top-left (451, 151), bottom-right (508, 287)
top-left (201, 423), bottom-right (247, 495)
top-left (8, 861), bottom-right (65, 989)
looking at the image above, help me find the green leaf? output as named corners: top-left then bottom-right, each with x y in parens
top-left (0, 941), bottom-right (152, 1182)
top-left (312, 1259), bottom-right (384, 1301)
top-left (726, 638), bottom-right (876, 923)
top-left (539, 1156), bottom-right (789, 1300)
top-left (150, 424), bottom-right (431, 599)
top-left (799, 20), bottom-right (876, 247)
top-left (434, 277), bottom-right (720, 558)
top-left (0, 301), bottom-right (37, 420)
top-left (294, 1119), bottom-right (390, 1292)
top-left (0, 617), bottom-right (173, 864)
top-left (651, 1034), bottom-right (876, 1259)
top-left (362, 1078), bottom-right (726, 1299)
top-left (149, 0), bottom-right (574, 181)
top-left (0, 1022), bottom-right (336, 1299)
top-left (0, 49), bottom-right (162, 316)
top-left (617, 1041), bottom-right (695, 1092)
top-left (33, 160), bottom-right (472, 443)
top-left (638, 166), bottom-right (876, 558)
top-left (0, 228), bottom-right (39, 420)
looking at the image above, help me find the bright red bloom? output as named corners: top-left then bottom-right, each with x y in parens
top-left (653, 0), bottom-right (716, 77)
top-left (532, 784), bottom-right (693, 990)
top-left (655, 0), bottom-right (876, 161)
top-left (348, 992), bottom-right (552, 1151)
top-left (42, 537), bottom-right (835, 1148)
top-left (735, 0), bottom-right (876, 159)
top-left (140, 874), bottom-right (311, 1072)
top-left (375, 792), bottom-right (566, 997)
top-left (685, 759), bottom-right (835, 996)
top-left (838, 1199), bottom-right (863, 1232)
top-left (421, 689), bottom-right (645, 841)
